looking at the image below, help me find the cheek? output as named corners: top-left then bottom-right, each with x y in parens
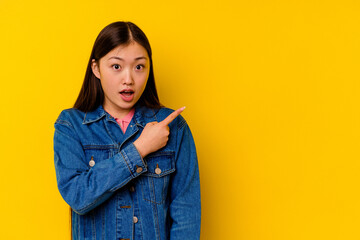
top-left (142, 72), bottom-right (150, 88)
top-left (100, 79), bottom-right (116, 97)
top-left (100, 72), bottom-right (117, 87)
top-left (140, 78), bottom-right (148, 92)
top-left (135, 73), bottom-right (148, 89)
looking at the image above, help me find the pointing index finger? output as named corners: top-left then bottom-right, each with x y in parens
top-left (160, 106), bottom-right (186, 126)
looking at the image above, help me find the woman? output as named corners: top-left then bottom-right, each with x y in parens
top-left (53, 21), bottom-right (201, 240)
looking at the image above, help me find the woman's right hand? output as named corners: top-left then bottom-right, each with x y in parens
top-left (133, 107), bottom-right (185, 158)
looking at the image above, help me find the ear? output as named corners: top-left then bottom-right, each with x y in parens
top-left (91, 59), bottom-right (101, 79)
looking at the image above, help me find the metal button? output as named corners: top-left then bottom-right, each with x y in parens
top-left (129, 186), bottom-right (135, 192)
top-left (89, 157), bottom-right (95, 167)
top-left (155, 167), bottom-right (162, 175)
top-left (136, 166), bottom-right (143, 173)
top-left (133, 216), bottom-right (138, 223)
top-left (155, 164), bottom-right (161, 175)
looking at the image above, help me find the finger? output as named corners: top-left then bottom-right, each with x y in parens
top-left (160, 107), bottom-right (186, 126)
top-left (146, 121), bottom-right (158, 126)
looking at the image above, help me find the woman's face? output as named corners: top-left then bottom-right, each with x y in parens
top-left (91, 41), bottom-right (150, 119)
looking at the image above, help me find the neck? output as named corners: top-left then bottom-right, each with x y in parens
top-left (103, 105), bottom-right (132, 120)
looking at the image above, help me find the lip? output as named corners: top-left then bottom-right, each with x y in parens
top-left (119, 89), bottom-right (135, 102)
top-left (120, 88), bottom-right (134, 93)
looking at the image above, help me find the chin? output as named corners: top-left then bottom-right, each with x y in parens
top-left (117, 102), bottom-right (135, 110)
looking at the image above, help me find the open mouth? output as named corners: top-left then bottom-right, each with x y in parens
top-left (120, 90), bottom-right (134, 97)
top-left (119, 89), bottom-right (134, 101)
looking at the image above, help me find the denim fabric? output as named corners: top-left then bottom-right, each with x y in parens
top-left (53, 104), bottom-right (201, 240)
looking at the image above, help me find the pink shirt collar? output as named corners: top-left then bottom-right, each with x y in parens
top-left (113, 108), bottom-right (135, 133)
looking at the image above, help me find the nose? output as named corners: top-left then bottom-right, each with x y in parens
top-left (122, 68), bottom-right (133, 85)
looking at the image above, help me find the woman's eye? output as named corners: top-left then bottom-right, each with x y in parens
top-left (135, 64), bottom-right (144, 70)
top-left (112, 64), bottom-right (120, 70)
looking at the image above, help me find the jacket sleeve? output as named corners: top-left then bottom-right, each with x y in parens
top-left (169, 117), bottom-right (201, 239)
top-left (53, 112), bottom-right (147, 215)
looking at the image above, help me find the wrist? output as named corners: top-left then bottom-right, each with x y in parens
top-left (133, 140), bottom-right (148, 158)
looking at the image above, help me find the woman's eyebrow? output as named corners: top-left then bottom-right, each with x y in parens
top-left (134, 56), bottom-right (148, 60)
top-left (107, 56), bottom-right (148, 61)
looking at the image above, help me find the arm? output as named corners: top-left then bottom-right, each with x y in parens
top-left (53, 113), bottom-right (147, 215)
top-left (169, 118), bottom-right (201, 239)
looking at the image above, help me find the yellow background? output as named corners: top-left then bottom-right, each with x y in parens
top-left (1, 0), bottom-right (360, 239)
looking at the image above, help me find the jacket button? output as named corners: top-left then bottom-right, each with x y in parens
top-left (129, 186), bottom-right (135, 192)
top-left (155, 164), bottom-right (161, 175)
top-left (89, 157), bottom-right (95, 167)
top-left (133, 216), bottom-right (138, 223)
top-left (136, 166), bottom-right (143, 173)
top-left (155, 167), bottom-right (162, 175)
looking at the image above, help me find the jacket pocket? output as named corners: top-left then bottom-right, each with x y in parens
top-left (83, 145), bottom-right (115, 169)
top-left (140, 151), bottom-right (176, 204)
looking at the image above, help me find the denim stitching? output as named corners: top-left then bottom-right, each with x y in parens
top-left (141, 172), bottom-right (173, 205)
top-left (151, 108), bottom-right (158, 122)
top-left (83, 145), bottom-right (117, 150)
top-left (161, 177), bottom-right (166, 203)
top-left (135, 188), bottom-right (144, 240)
top-left (77, 212), bottom-right (80, 239)
top-left (82, 111), bottom-right (106, 124)
top-left (178, 118), bottom-right (187, 129)
top-left (120, 151), bottom-right (134, 178)
top-left (150, 177), bottom-right (156, 203)
top-left (92, 211), bottom-right (96, 240)
top-left (151, 199), bottom-right (161, 240)
top-left (103, 118), bottom-right (119, 145)
top-left (55, 119), bottom-right (73, 127)
top-left (146, 151), bottom-right (175, 158)
top-left (101, 205), bottom-right (105, 240)
top-left (142, 169), bottom-right (175, 178)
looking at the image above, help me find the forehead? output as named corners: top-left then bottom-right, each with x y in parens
top-left (106, 41), bottom-right (149, 59)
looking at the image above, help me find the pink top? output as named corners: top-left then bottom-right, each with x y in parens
top-left (113, 108), bottom-right (135, 133)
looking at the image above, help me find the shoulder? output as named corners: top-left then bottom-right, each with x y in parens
top-left (55, 108), bottom-right (86, 128)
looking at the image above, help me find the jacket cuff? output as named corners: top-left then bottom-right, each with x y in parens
top-left (120, 143), bottom-right (147, 177)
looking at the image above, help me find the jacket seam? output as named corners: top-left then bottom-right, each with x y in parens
top-left (177, 118), bottom-right (187, 129)
top-left (55, 119), bottom-right (73, 128)
top-left (120, 151), bottom-right (135, 178)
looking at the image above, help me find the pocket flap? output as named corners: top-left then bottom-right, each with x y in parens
top-left (143, 151), bottom-right (175, 177)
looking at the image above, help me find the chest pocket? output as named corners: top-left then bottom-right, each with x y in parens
top-left (140, 151), bottom-right (176, 204)
top-left (83, 145), bottom-right (116, 169)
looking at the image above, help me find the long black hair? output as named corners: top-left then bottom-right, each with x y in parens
top-left (74, 21), bottom-right (161, 112)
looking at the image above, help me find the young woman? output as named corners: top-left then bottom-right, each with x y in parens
top-left (53, 21), bottom-right (201, 240)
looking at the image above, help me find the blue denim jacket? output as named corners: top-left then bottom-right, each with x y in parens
top-left (53, 104), bottom-right (201, 240)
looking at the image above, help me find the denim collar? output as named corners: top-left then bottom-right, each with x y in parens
top-left (82, 104), bottom-right (158, 127)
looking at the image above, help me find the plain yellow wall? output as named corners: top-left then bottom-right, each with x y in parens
top-left (1, 0), bottom-right (360, 239)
